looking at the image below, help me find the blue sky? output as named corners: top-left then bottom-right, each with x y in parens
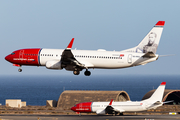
top-left (1, 0), bottom-right (180, 76)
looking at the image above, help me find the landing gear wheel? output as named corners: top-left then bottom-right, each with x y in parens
top-left (73, 70), bottom-right (80, 75)
top-left (119, 113), bottom-right (123, 116)
top-left (84, 70), bottom-right (91, 76)
top-left (18, 68), bottom-right (22, 72)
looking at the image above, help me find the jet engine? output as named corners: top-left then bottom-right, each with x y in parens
top-left (96, 109), bottom-right (106, 115)
top-left (45, 60), bottom-right (62, 69)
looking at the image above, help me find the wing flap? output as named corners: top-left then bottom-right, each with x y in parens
top-left (77, 60), bottom-right (94, 68)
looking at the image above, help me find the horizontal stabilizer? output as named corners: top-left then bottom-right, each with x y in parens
top-left (153, 101), bottom-right (162, 105)
top-left (142, 52), bottom-right (156, 58)
top-left (163, 100), bottom-right (174, 104)
top-left (159, 54), bottom-right (175, 57)
top-left (146, 102), bottom-right (163, 109)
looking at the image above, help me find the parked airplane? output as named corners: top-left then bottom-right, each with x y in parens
top-left (71, 82), bottom-right (166, 115)
top-left (5, 21), bottom-right (165, 76)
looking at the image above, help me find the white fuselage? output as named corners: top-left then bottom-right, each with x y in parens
top-left (91, 100), bottom-right (159, 113)
top-left (39, 49), bottom-right (158, 70)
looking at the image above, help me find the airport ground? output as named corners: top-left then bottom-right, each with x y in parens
top-left (0, 114), bottom-right (180, 120)
top-left (0, 105), bottom-right (180, 120)
top-left (0, 105), bottom-right (180, 114)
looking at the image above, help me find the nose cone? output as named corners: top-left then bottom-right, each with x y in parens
top-left (5, 55), bottom-right (10, 62)
top-left (71, 106), bottom-right (75, 111)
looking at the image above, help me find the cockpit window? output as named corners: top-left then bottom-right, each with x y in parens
top-left (11, 53), bottom-right (15, 55)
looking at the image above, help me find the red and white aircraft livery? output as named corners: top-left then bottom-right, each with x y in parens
top-left (71, 82), bottom-right (166, 115)
top-left (5, 21), bottom-right (165, 76)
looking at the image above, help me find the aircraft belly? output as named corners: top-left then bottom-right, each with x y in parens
top-left (122, 106), bottom-right (143, 112)
top-left (40, 57), bottom-right (60, 66)
top-left (89, 59), bottom-right (129, 69)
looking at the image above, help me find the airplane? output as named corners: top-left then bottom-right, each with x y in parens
top-left (5, 21), bottom-right (165, 76)
top-left (71, 82), bottom-right (166, 115)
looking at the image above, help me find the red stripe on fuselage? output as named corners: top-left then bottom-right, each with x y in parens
top-left (5, 48), bottom-right (41, 66)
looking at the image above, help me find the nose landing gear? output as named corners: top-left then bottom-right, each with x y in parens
top-left (18, 68), bottom-right (22, 72)
top-left (13, 64), bottom-right (22, 72)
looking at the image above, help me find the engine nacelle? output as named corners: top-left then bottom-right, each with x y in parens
top-left (96, 109), bottom-right (106, 115)
top-left (45, 60), bottom-right (62, 70)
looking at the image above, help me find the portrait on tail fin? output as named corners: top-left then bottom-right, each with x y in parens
top-left (136, 32), bottom-right (158, 53)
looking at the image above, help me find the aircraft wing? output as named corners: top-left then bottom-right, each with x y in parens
top-left (105, 99), bottom-right (125, 114)
top-left (105, 106), bottom-right (125, 113)
top-left (60, 38), bottom-right (85, 69)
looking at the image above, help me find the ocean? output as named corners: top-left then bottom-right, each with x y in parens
top-left (0, 75), bottom-right (179, 106)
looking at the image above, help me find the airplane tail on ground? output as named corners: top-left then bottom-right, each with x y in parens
top-left (123, 21), bottom-right (165, 54)
top-left (144, 82), bottom-right (166, 102)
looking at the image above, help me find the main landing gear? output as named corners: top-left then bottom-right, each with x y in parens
top-left (84, 70), bottom-right (91, 76)
top-left (73, 70), bottom-right (80, 75)
top-left (73, 69), bottom-right (91, 76)
top-left (112, 112), bottom-right (123, 116)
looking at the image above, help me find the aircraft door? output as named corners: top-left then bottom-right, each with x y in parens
top-left (19, 50), bottom-right (24, 60)
top-left (79, 103), bottom-right (84, 112)
top-left (128, 54), bottom-right (132, 64)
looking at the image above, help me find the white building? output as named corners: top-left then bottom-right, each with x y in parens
top-left (6, 99), bottom-right (26, 108)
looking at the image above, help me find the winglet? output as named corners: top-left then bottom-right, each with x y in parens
top-left (67, 38), bottom-right (74, 49)
top-left (109, 99), bottom-right (113, 105)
